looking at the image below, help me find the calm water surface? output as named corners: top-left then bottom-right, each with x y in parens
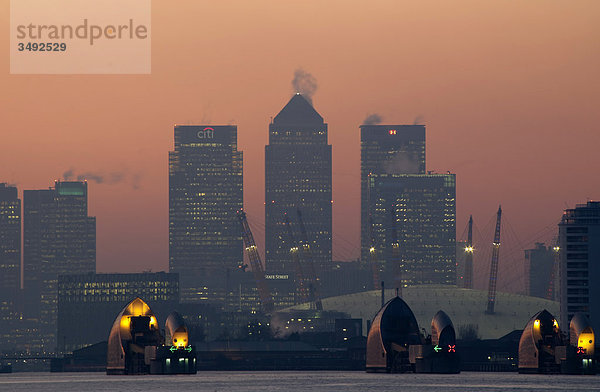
top-left (0, 371), bottom-right (598, 391)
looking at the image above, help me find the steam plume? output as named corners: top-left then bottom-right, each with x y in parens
top-left (292, 68), bottom-right (318, 104)
top-left (63, 168), bottom-right (142, 189)
top-left (363, 113), bottom-right (383, 125)
top-left (413, 115), bottom-right (425, 125)
top-left (383, 151), bottom-right (420, 174)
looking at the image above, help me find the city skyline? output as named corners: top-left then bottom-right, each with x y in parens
top-left (1, 0), bottom-right (598, 281)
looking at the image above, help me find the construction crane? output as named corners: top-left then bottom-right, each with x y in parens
top-left (237, 210), bottom-right (274, 313)
top-left (388, 207), bottom-right (402, 296)
top-left (464, 215), bottom-right (474, 289)
top-left (486, 206), bottom-right (502, 314)
top-left (283, 213), bottom-right (309, 303)
top-left (369, 217), bottom-right (382, 291)
top-left (296, 209), bottom-right (323, 311)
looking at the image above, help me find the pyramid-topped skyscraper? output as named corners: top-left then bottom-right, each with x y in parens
top-left (265, 94), bottom-right (332, 276)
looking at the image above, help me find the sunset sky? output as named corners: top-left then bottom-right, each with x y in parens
top-left (1, 0), bottom-right (599, 292)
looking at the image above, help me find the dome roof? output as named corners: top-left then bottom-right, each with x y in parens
top-left (288, 285), bottom-right (559, 339)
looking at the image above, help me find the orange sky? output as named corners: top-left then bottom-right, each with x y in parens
top-left (1, 0), bottom-right (599, 292)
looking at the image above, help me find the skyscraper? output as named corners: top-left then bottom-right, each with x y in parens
top-left (265, 94), bottom-right (332, 274)
top-left (367, 173), bottom-right (456, 286)
top-left (0, 183), bottom-right (21, 327)
top-left (360, 125), bottom-right (425, 262)
top-left (23, 180), bottom-right (96, 352)
top-left (559, 201), bottom-right (600, 334)
top-left (169, 125), bottom-right (243, 303)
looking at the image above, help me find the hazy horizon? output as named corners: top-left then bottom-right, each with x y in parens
top-left (2, 0), bottom-right (599, 295)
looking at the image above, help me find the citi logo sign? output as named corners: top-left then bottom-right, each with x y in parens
top-left (197, 127), bottom-right (214, 139)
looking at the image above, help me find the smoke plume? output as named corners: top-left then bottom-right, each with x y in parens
top-left (292, 68), bottom-right (318, 104)
top-left (63, 168), bottom-right (142, 189)
top-left (413, 115), bottom-right (425, 125)
top-left (383, 151), bottom-right (420, 174)
top-left (363, 113), bottom-right (383, 125)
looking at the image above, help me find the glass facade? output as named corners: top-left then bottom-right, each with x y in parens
top-left (169, 125), bottom-right (243, 303)
top-left (559, 201), bottom-right (600, 335)
top-left (57, 272), bottom-right (179, 353)
top-left (360, 125), bottom-right (426, 263)
top-left (367, 173), bottom-right (456, 286)
top-left (23, 181), bottom-right (96, 353)
top-left (265, 94), bottom-right (332, 275)
top-left (0, 183), bottom-right (21, 343)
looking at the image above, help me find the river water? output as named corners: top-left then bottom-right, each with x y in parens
top-left (0, 371), bottom-right (598, 391)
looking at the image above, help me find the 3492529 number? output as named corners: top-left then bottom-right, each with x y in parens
top-left (17, 42), bottom-right (67, 52)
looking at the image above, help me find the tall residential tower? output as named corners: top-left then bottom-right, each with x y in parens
top-left (559, 201), bottom-right (600, 335)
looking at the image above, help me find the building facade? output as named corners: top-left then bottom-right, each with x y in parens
top-left (57, 272), bottom-right (179, 353)
top-left (524, 242), bottom-right (556, 299)
top-left (0, 183), bottom-right (21, 339)
top-left (559, 201), bottom-right (600, 335)
top-left (367, 173), bottom-right (456, 286)
top-left (360, 125), bottom-right (425, 263)
top-left (169, 125), bottom-right (243, 303)
top-left (265, 94), bottom-right (332, 274)
top-left (23, 180), bottom-right (96, 352)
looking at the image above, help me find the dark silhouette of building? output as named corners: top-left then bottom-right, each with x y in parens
top-left (316, 261), bottom-right (372, 298)
top-left (265, 94), bottom-right (332, 274)
top-left (559, 201), bottom-right (600, 336)
top-left (367, 173), bottom-right (456, 286)
top-left (57, 272), bottom-right (179, 353)
top-left (169, 125), bottom-right (243, 303)
top-left (360, 125), bottom-right (425, 263)
top-left (23, 180), bottom-right (96, 352)
top-left (524, 243), bottom-right (555, 299)
top-left (0, 183), bottom-right (21, 340)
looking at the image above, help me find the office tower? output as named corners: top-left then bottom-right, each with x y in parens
top-left (265, 94), bottom-right (332, 274)
top-left (23, 180), bottom-right (96, 352)
top-left (0, 184), bottom-right (21, 329)
top-left (360, 125), bottom-right (425, 263)
top-left (367, 173), bottom-right (456, 286)
top-left (169, 125), bottom-right (243, 303)
top-left (559, 201), bottom-right (600, 333)
top-left (524, 243), bottom-right (555, 298)
top-left (57, 272), bottom-right (179, 352)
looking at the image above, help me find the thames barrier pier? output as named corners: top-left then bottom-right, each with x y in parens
top-left (365, 295), bottom-right (459, 373)
top-left (106, 298), bottom-right (196, 375)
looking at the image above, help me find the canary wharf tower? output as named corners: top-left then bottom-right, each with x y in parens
top-left (265, 94), bottom-right (332, 273)
top-left (169, 125), bottom-right (243, 302)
